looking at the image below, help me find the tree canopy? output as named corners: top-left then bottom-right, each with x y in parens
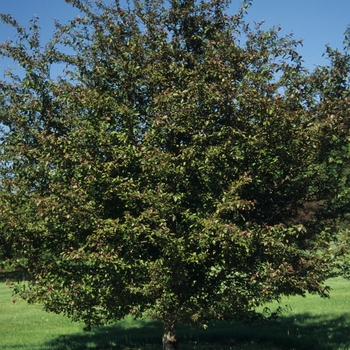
top-left (0, 0), bottom-right (349, 349)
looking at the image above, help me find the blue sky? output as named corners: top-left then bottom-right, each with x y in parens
top-left (1, 0), bottom-right (350, 73)
top-left (242, 0), bottom-right (350, 69)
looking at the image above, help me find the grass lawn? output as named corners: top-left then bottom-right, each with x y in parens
top-left (1, 271), bottom-right (350, 350)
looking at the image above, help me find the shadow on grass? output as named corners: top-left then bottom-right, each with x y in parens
top-left (0, 269), bottom-right (27, 283)
top-left (40, 318), bottom-right (163, 350)
top-left (39, 312), bottom-right (350, 350)
top-left (231, 313), bottom-right (350, 350)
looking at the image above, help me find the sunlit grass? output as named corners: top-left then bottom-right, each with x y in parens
top-left (0, 277), bottom-right (83, 349)
top-left (1, 271), bottom-right (350, 350)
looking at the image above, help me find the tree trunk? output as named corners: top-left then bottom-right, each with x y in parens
top-left (162, 320), bottom-right (178, 350)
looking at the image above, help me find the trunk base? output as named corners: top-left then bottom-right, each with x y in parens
top-left (162, 321), bottom-right (178, 350)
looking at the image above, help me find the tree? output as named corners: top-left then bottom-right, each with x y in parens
top-left (0, 0), bottom-right (349, 348)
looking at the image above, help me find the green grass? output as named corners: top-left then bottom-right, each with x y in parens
top-left (1, 271), bottom-right (350, 349)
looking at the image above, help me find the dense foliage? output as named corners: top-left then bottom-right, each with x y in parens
top-left (0, 0), bottom-right (349, 348)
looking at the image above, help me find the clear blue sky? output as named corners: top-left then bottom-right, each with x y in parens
top-left (241, 0), bottom-right (350, 69)
top-left (1, 0), bottom-right (350, 73)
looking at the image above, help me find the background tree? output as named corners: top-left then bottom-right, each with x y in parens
top-left (0, 0), bottom-right (349, 349)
